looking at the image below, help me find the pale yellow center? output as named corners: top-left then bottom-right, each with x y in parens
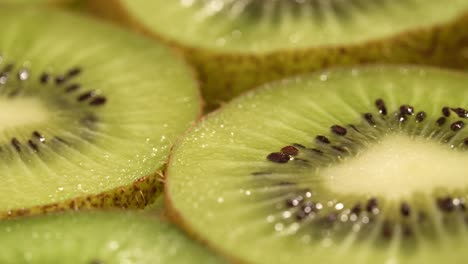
top-left (322, 134), bottom-right (468, 199)
top-left (0, 98), bottom-right (49, 132)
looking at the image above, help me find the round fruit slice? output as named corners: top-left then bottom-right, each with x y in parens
top-left (0, 7), bottom-right (200, 218)
top-left (87, 0), bottom-right (468, 108)
top-left (167, 66), bottom-right (468, 264)
top-left (0, 210), bottom-right (226, 263)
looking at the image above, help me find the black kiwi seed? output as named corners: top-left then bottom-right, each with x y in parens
top-left (366, 198), bottom-right (378, 213)
top-left (77, 91), bottom-right (95, 102)
top-left (281, 146), bottom-right (299, 156)
top-left (27, 140), bottom-right (39, 152)
top-left (464, 138), bottom-right (468, 146)
top-left (450, 121), bottom-right (464, 132)
top-left (399, 105), bottom-right (414, 116)
top-left (442, 106), bottom-right (451, 117)
top-left (363, 113), bottom-right (376, 126)
top-left (351, 203), bottom-right (362, 215)
top-left (55, 75), bottom-right (66, 85)
top-left (267, 152), bottom-right (290, 163)
top-left (316, 135), bottom-right (330, 144)
top-left (39, 73), bottom-right (50, 84)
top-left (89, 96), bottom-right (107, 106)
top-left (451, 108), bottom-right (468, 118)
top-left (398, 113), bottom-right (407, 123)
top-left (437, 197), bottom-right (455, 212)
top-left (331, 125), bottom-right (347, 136)
top-left (54, 67), bottom-right (82, 85)
top-left (33, 131), bottom-right (45, 143)
top-left (65, 83), bottom-right (80, 93)
top-left (66, 67), bottom-right (82, 78)
top-left (401, 202), bottom-right (411, 217)
top-left (11, 138), bottom-right (21, 152)
top-left (436, 117), bottom-right (447, 126)
top-left (415, 111), bottom-right (426, 122)
top-left (374, 98), bottom-right (387, 115)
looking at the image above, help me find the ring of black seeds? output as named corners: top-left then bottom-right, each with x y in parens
top-left (0, 62), bottom-right (107, 154)
top-left (255, 98), bottom-right (468, 240)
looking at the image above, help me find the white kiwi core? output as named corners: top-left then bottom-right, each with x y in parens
top-left (322, 134), bottom-right (468, 199)
top-left (0, 98), bottom-right (49, 132)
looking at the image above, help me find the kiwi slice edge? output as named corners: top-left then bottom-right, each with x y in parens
top-left (86, 1), bottom-right (468, 109)
top-left (166, 65), bottom-right (468, 264)
top-left (0, 7), bottom-right (201, 218)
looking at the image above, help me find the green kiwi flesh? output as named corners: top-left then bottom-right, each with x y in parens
top-left (0, 7), bottom-right (201, 218)
top-left (0, 209), bottom-right (226, 263)
top-left (88, 0), bottom-right (468, 109)
top-left (167, 66), bottom-right (468, 263)
top-left (101, 0), bottom-right (468, 52)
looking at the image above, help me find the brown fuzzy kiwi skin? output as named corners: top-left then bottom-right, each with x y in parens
top-left (0, 172), bottom-right (162, 220)
top-left (85, 0), bottom-right (468, 110)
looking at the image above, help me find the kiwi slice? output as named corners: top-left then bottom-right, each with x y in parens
top-left (0, 209), bottom-right (226, 263)
top-left (87, 1), bottom-right (468, 109)
top-left (167, 66), bottom-right (468, 263)
top-left (0, 7), bottom-right (200, 218)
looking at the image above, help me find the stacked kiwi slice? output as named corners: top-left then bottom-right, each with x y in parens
top-left (3, 1), bottom-right (468, 264)
top-left (87, 0), bottom-right (468, 108)
top-left (0, 201), bottom-right (225, 263)
top-left (0, 6), bottom-right (201, 218)
top-left (166, 66), bottom-right (468, 263)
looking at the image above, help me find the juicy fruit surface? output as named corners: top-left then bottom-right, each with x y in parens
top-left (0, 211), bottom-right (225, 264)
top-left (119, 0), bottom-right (468, 52)
top-left (0, 8), bottom-right (200, 212)
top-left (167, 66), bottom-right (468, 263)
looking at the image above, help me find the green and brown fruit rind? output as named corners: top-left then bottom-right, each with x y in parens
top-left (86, 1), bottom-right (468, 109)
top-left (1, 172), bottom-right (162, 219)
